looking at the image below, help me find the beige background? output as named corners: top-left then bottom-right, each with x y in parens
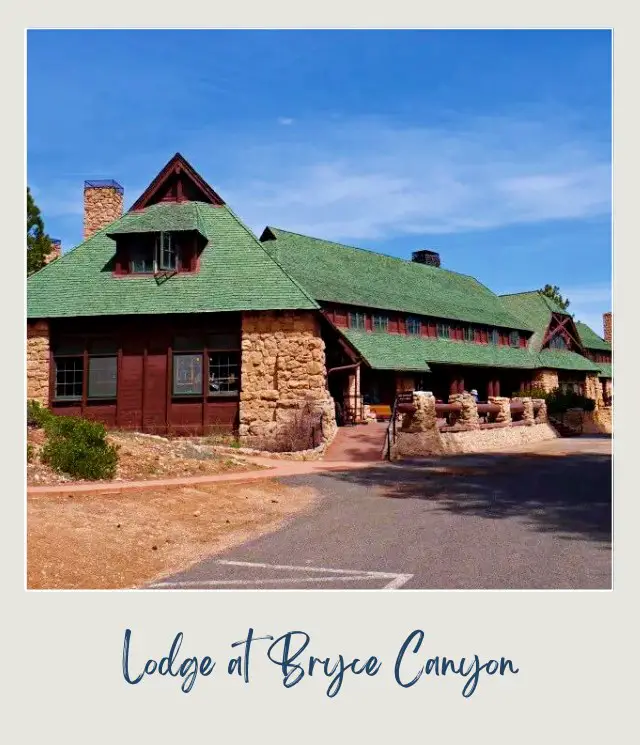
top-left (5, 5), bottom-right (636, 742)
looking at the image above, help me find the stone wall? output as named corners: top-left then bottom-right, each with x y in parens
top-left (448, 392), bottom-right (480, 428)
top-left (84, 185), bottom-right (124, 240)
top-left (239, 311), bottom-right (336, 450)
top-left (532, 368), bottom-right (559, 393)
top-left (488, 396), bottom-right (511, 424)
top-left (27, 321), bottom-right (50, 404)
top-left (440, 423), bottom-right (558, 455)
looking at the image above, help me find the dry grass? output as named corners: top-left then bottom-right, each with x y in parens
top-left (27, 430), bottom-right (259, 486)
top-left (27, 480), bottom-right (318, 589)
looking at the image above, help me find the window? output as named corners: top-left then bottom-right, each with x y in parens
top-left (54, 357), bottom-right (83, 401)
top-left (509, 331), bottom-right (520, 348)
top-left (349, 312), bottom-right (366, 330)
top-left (437, 323), bottom-right (450, 339)
top-left (209, 352), bottom-right (240, 395)
top-left (172, 353), bottom-right (204, 396)
top-left (128, 232), bottom-right (180, 274)
top-left (489, 328), bottom-right (500, 345)
top-left (129, 244), bottom-right (155, 273)
top-left (373, 314), bottom-right (389, 332)
top-left (88, 356), bottom-right (117, 399)
top-left (207, 332), bottom-right (239, 350)
top-left (157, 232), bottom-right (177, 271)
top-left (463, 325), bottom-right (475, 342)
top-left (549, 335), bottom-right (567, 350)
top-left (406, 317), bottom-right (421, 335)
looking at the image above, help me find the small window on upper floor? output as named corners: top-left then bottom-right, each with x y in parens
top-left (463, 325), bottom-right (475, 342)
top-left (549, 335), bottom-right (567, 350)
top-left (488, 328), bottom-right (500, 345)
top-left (406, 317), bottom-right (421, 335)
top-left (349, 312), bottom-right (366, 330)
top-left (373, 314), bottom-right (389, 332)
top-left (509, 331), bottom-right (520, 348)
top-left (437, 323), bottom-right (450, 339)
top-left (128, 232), bottom-right (181, 274)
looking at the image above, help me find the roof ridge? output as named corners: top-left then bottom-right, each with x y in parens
top-left (268, 226), bottom-right (483, 283)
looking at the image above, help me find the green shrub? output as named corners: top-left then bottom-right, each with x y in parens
top-left (27, 399), bottom-right (53, 428)
top-left (27, 443), bottom-right (33, 463)
top-left (545, 388), bottom-right (596, 414)
top-left (40, 415), bottom-right (119, 480)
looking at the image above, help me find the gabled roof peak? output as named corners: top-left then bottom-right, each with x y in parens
top-left (130, 153), bottom-right (225, 211)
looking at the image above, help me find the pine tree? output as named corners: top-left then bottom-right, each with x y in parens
top-left (27, 188), bottom-right (54, 275)
top-left (540, 284), bottom-right (570, 311)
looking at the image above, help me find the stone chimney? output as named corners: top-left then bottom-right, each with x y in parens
top-left (45, 238), bottom-right (61, 264)
top-left (603, 312), bottom-right (612, 343)
top-left (412, 249), bottom-right (441, 268)
top-left (83, 180), bottom-right (124, 240)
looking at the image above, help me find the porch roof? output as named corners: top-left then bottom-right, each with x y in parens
top-left (340, 329), bottom-right (538, 371)
top-left (536, 349), bottom-right (601, 372)
top-left (597, 362), bottom-right (612, 378)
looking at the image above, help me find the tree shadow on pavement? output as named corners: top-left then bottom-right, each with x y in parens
top-left (327, 450), bottom-right (612, 544)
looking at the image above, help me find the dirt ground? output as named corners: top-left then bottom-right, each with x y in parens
top-left (27, 429), bottom-right (259, 486)
top-left (27, 479), bottom-right (318, 589)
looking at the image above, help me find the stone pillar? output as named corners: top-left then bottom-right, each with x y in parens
top-left (488, 396), bottom-right (511, 424)
top-left (448, 392), bottom-right (480, 429)
top-left (603, 312), bottom-right (612, 344)
top-left (533, 399), bottom-right (548, 423)
top-left (27, 321), bottom-right (50, 405)
top-left (532, 369), bottom-right (559, 393)
top-left (84, 180), bottom-right (124, 240)
top-left (519, 396), bottom-right (535, 425)
top-left (239, 311), bottom-right (336, 450)
top-left (394, 392), bottom-right (444, 457)
top-left (584, 372), bottom-right (603, 410)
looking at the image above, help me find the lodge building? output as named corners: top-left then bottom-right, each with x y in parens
top-left (26, 153), bottom-right (612, 444)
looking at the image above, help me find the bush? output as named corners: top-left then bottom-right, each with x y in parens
top-left (27, 443), bottom-right (33, 463)
top-left (27, 399), bottom-right (53, 428)
top-left (545, 388), bottom-right (596, 414)
top-left (40, 415), bottom-right (119, 480)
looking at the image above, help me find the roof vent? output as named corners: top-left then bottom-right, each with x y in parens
top-left (412, 249), bottom-right (441, 268)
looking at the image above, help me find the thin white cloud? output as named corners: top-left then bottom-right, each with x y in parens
top-left (216, 115), bottom-right (610, 241)
top-left (277, 117), bottom-right (295, 126)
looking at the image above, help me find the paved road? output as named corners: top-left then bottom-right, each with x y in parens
top-left (150, 437), bottom-right (612, 590)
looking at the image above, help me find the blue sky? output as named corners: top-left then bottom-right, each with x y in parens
top-left (27, 30), bottom-right (611, 334)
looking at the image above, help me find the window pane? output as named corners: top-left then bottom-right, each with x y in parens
top-left (159, 232), bottom-right (177, 271)
top-left (207, 332), bottom-right (239, 350)
top-left (489, 329), bottom-right (499, 345)
top-left (437, 323), bottom-right (450, 339)
top-left (208, 352), bottom-right (240, 395)
top-left (464, 326), bottom-right (475, 342)
top-left (54, 357), bottom-right (83, 400)
top-left (88, 356), bottom-right (117, 398)
top-left (373, 315), bottom-right (388, 332)
top-left (349, 312), bottom-right (365, 330)
top-left (130, 245), bottom-right (154, 273)
top-left (406, 317), bottom-right (421, 335)
top-left (173, 353), bottom-right (203, 395)
top-left (509, 331), bottom-right (520, 348)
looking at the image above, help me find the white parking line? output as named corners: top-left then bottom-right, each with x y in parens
top-left (149, 559), bottom-right (413, 590)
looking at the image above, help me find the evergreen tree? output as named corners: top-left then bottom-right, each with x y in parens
top-left (27, 188), bottom-right (54, 275)
top-left (540, 284), bottom-right (570, 311)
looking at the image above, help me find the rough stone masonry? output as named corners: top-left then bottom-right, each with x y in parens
top-left (239, 311), bottom-right (337, 448)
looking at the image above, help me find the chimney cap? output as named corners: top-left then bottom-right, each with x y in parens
top-left (51, 238), bottom-right (61, 246)
top-left (412, 249), bottom-right (441, 267)
top-left (84, 179), bottom-right (124, 195)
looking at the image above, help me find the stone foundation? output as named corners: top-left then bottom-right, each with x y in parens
top-left (27, 321), bottom-right (50, 404)
top-left (239, 311), bottom-right (336, 450)
top-left (532, 368), bottom-right (559, 393)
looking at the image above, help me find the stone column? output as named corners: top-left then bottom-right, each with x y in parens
top-left (533, 399), bottom-right (548, 423)
top-left (27, 321), bottom-right (50, 405)
top-left (488, 396), bottom-right (511, 425)
top-left (83, 181), bottom-right (124, 240)
top-left (584, 372), bottom-right (603, 410)
top-left (519, 396), bottom-right (535, 425)
top-left (394, 392), bottom-right (443, 457)
top-left (448, 392), bottom-right (480, 429)
top-left (532, 369), bottom-right (559, 393)
top-left (239, 311), bottom-right (336, 449)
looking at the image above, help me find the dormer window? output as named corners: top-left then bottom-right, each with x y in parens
top-left (128, 232), bottom-right (179, 274)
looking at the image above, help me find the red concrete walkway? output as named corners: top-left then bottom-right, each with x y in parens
top-left (27, 456), bottom-right (381, 497)
top-left (323, 422), bottom-right (389, 462)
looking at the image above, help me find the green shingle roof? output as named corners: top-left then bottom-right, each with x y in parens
top-left (597, 362), bottom-right (612, 378)
top-left (499, 291), bottom-right (569, 352)
top-left (536, 349), bottom-right (600, 372)
top-left (262, 228), bottom-right (533, 331)
top-left (106, 202), bottom-right (207, 237)
top-left (27, 203), bottom-right (318, 318)
top-left (575, 320), bottom-right (611, 352)
top-left (343, 329), bottom-right (538, 371)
